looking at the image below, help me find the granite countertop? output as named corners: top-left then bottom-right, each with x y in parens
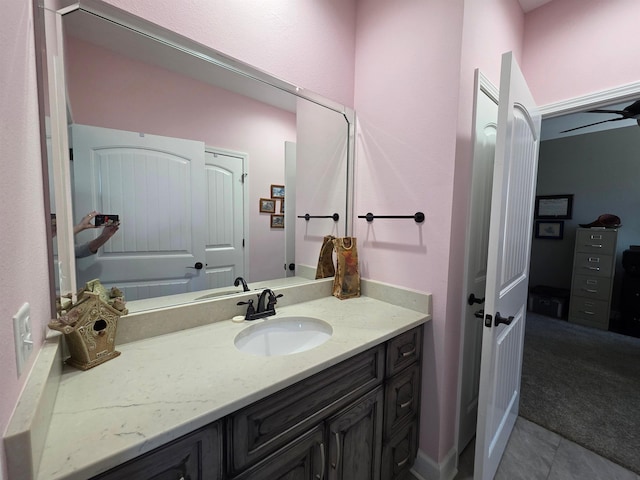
top-left (36, 294), bottom-right (429, 480)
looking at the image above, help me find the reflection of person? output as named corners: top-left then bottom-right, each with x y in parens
top-left (51, 211), bottom-right (120, 258)
top-left (74, 211), bottom-right (120, 258)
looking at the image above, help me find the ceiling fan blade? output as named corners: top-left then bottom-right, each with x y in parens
top-left (587, 108), bottom-right (626, 115)
top-left (559, 117), bottom-right (626, 133)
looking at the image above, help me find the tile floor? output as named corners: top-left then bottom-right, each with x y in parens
top-left (409, 416), bottom-right (639, 480)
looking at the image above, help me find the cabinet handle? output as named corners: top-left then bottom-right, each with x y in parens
top-left (586, 266), bottom-right (600, 271)
top-left (400, 397), bottom-right (413, 409)
top-left (316, 442), bottom-right (325, 480)
top-left (585, 243), bottom-right (602, 248)
top-left (396, 455), bottom-right (410, 468)
top-left (582, 288), bottom-right (598, 293)
top-left (581, 310), bottom-right (596, 315)
top-left (331, 432), bottom-right (341, 469)
top-left (401, 346), bottom-right (416, 357)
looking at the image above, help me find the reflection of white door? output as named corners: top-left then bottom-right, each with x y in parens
top-left (458, 71), bottom-right (498, 453)
top-left (204, 149), bottom-right (246, 288)
top-left (72, 124), bottom-right (206, 299)
top-left (474, 52), bottom-right (540, 480)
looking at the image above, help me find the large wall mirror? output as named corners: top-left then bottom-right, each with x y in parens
top-left (39, 0), bottom-right (354, 313)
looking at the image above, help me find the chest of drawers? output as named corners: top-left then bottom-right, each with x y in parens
top-left (568, 228), bottom-right (618, 330)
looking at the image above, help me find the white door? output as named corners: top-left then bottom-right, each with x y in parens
top-left (458, 71), bottom-right (499, 453)
top-left (72, 124), bottom-right (207, 300)
top-left (474, 52), bottom-right (540, 480)
top-left (204, 149), bottom-right (246, 288)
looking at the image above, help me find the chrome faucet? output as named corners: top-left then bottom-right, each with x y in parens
top-left (234, 276), bottom-right (250, 292)
top-left (237, 288), bottom-right (283, 320)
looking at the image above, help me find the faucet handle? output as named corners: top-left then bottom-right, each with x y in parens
top-left (237, 299), bottom-right (255, 318)
top-left (267, 293), bottom-right (283, 309)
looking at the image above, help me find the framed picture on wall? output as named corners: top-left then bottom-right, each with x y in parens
top-left (271, 214), bottom-right (284, 228)
top-left (259, 198), bottom-right (276, 213)
top-left (534, 220), bottom-right (564, 240)
top-left (534, 194), bottom-right (573, 219)
top-left (271, 184), bottom-right (285, 199)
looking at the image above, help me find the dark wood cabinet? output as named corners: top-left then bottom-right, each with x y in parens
top-left (92, 422), bottom-right (223, 480)
top-left (90, 325), bottom-right (423, 480)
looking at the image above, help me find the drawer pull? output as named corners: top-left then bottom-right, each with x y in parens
top-left (582, 288), bottom-right (598, 293)
top-left (400, 398), bottom-right (413, 409)
top-left (401, 346), bottom-right (416, 357)
top-left (397, 455), bottom-right (410, 468)
top-left (585, 244), bottom-right (602, 248)
top-left (581, 310), bottom-right (596, 315)
top-left (586, 266), bottom-right (600, 271)
top-left (316, 441), bottom-right (325, 480)
top-left (331, 432), bottom-right (341, 469)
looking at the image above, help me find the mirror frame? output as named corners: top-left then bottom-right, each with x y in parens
top-left (34, 0), bottom-right (355, 313)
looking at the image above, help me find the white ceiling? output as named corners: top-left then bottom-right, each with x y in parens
top-left (518, 0), bottom-right (554, 13)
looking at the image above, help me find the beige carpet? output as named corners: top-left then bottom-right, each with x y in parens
top-left (520, 312), bottom-right (640, 474)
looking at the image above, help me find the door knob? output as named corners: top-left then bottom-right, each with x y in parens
top-left (467, 293), bottom-right (485, 305)
top-left (186, 262), bottom-right (204, 270)
top-left (494, 312), bottom-right (514, 326)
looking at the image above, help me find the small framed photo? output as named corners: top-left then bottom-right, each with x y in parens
top-left (535, 221), bottom-right (564, 240)
top-left (534, 194), bottom-right (573, 219)
top-left (259, 198), bottom-right (276, 213)
top-left (271, 214), bottom-right (284, 228)
top-left (271, 184), bottom-right (285, 199)
top-left (280, 199), bottom-right (285, 213)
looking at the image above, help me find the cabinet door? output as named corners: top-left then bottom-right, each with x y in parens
top-left (231, 426), bottom-right (325, 480)
top-left (381, 420), bottom-right (418, 480)
top-left (92, 422), bottom-right (223, 480)
top-left (326, 387), bottom-right (384, 480)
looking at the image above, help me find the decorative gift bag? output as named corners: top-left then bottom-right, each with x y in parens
top-left (315, 235), bottom-right (336, 279)
top-left (333, 237), bottom-right (361, 299)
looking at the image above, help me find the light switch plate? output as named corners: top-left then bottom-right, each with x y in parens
top-left (13, 302), bottom-right (33, 377)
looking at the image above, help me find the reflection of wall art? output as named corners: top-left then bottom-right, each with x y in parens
top-left (534, 194), bottom-right (573, 219)
top-left (280, 199), bottom-right (285, 213)
top-left (259, 198), bottom-right (276, 213)
top-left (534, 221), bottom-right (564, 240)
top-left (271, 214), bottom-right (284, 228)
top-left (271, 184), bottom-right (285, 199)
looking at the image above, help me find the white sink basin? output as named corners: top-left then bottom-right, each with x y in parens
top-left (234, 316), bottom-right (332, 356)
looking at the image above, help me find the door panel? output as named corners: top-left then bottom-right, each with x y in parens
top-left (204, 150), bottom-right (245, 288)
top-left (474, 52), bottom-right (540, 480)
top-left (72, 124), bottom-right (206, 299)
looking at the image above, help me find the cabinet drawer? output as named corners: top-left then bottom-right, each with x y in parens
top-left (575, 229), bottom-right (617, 254)
top-left (386, 326), bottom-right (423, 377)
top-left (572, 275), bottom-right (611, 301)
top-left (229, 344), bottom-right (385, 473)
top-left (384, 364), bottom-right (420, 435)
top-left (573, 253), bottom-right (613, 277)
top-left (92, 422), bottom-right (223, 480)
top-left (569, 297), bottom-right (609, 329)
top-left (381, 419), bottom-right (418, 480)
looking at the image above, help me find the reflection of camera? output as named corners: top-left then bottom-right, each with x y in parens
top-left (94, 214), bottom-right (119, 226)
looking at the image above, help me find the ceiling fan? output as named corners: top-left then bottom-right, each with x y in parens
top-left (560, 99), bottom-right (640, 133)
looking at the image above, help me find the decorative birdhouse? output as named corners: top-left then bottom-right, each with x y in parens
top-left (49, 279), bottom-right (128, 370)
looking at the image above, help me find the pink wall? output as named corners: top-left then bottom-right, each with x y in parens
top-left (101, 0), bottom-right (357, 108)
top-left (66, 39), bottom-right (297, 282)
top-left (523, 0), bottom-right (640, 106)
top-left (0, 1), bottom-right (52, 476)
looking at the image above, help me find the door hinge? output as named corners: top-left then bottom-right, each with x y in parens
top-left (242, 238), bottom-right (245, 248)
top-left (241, 173), bottom-right (247, 183)
top-left (69, 148), bottom-right (73, 161)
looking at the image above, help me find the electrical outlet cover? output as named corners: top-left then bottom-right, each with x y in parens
top-left (13, 302), bottom-right (32, 377)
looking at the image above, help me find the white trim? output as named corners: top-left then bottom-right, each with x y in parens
top-left (539, 81), bottom-right (640, 118)
top-left (411, 447), bottom-right (458, 480)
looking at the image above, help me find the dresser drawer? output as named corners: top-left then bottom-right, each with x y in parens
top-left (384, 363), bottom-right (420, 435)
top-left (575, 229), bottom-right (617, 254)
top-left (569, 296), bottom-right (609, 327)
top-left (572, 275), bottom-right (611, 301)
top-left (573, 253), bottom-right (614, 277)
top-left (386, 326), bottom-right (423, 377)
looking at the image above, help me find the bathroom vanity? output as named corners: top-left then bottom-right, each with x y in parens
top-left (6, 280), bottom-right (430, 480)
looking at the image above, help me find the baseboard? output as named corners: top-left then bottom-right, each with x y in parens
top-left (411, 447), bottom-right (458, 480)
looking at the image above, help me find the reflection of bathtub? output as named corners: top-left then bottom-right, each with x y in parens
top-left (125, 276), bottom-right (314, 314)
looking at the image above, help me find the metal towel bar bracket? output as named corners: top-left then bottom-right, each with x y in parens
top-left (358, 212), bottom-right (425, 223)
